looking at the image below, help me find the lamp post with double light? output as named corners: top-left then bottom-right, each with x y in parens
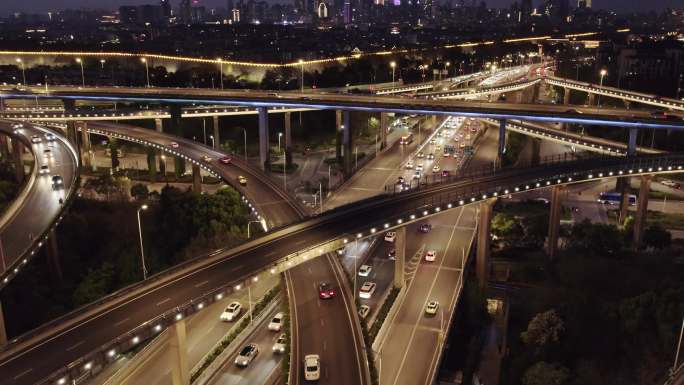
top-left (75, 58), bottom-right (85, 87)
top-left (137, 205), bottom-right (149, 280)
top-left (15, 58), bottom-right (26, 85)
top-left (141, 58), bottom-right (150, 88)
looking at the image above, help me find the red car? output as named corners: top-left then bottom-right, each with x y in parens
top-left (219, 156), bottom-right (232, 164)
top-left (318, 282), bottom-right (335, 299)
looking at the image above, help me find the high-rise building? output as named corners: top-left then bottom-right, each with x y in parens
top-left (119, 6), bottom-right (138, 24)
top-left (179, 0), bottom-right (192, 23)
top-left (521, 0), bottom-right (532, 17)
top-left (160, 0), bottom-right (171, 16)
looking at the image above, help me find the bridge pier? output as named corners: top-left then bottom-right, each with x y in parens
top-left (587, 93), bottom-right (596, 106)
top-left (342, 110), bottom-right (352, 176)
top-left (0, 135), bottom-right (10, 161)
top-left (547, 185), bottom-right (565, 259)
top-left (79, 121), bottom-right (92, 169)
top-left (63, 99), bottom-right (79, 147)
top-left (628, 127), bottom-right (638, 156)
top-left (192, 164), bottom-right (201, 193)
top-left (335, 110), bottom-right (343, 163)
top-left (563, 87), bottom-right (571, 105)
top-left (155, 118), bottom-right (163, 133)
top-left (284, 111), bottom-right (292, 169)
top-left (170, 319), bottom-right (190, 385)
top-left (380, 112), bottom-right (389, 150)
top-left (212, 116), bottom-right (220, 150)
top-left (393, 226), bottom-right (406, 289)
top-left (476, 199), bottom-right (495, 288)
top-left (497, 119), bottom-right (506, 167)
top-left (633, 175), bottom-right (652, 249)
top-left (0, 300), bottom-right (7, 347)
top-left (616, 178), bottom-right (631, 225)
top-left (258, 107), bottom-right (270, 171)
top-left (11, 138), bottom-right (24, 184)
top-left (168, 105), bottom-right (185, 177)
top-left (531, 138), bottom-right (541, 166)
top-left (46, 228), bottom-right (63, 282)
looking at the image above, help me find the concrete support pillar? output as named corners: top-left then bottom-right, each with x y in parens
top-left (258, 107), bottom-right (270, 171)
top-left (168, 105), bottom-right (185, 177)
top-left (393, 226), bottom-right (406, 289)
top-left (497, 119), bottom-right (506, 166)
top-left (11, 138), bottom-right (23, 184)
top-left (80, 122), bottom-right (91, 169)
top-left (154, 118), bottom-right (163, 133)
top-left (154, 118), bottom-right (164, 177)
top-left (335, 110), bottom-right (343, 163)
top-left (617, 177), bottom-right (631, 225)
top-left (0, 135), bottom-right (9, 161)
top-left (380, 112), bottom-right (389, 150)
top-left (587, 93), bottom-right (596, 106)
top-left (342, 110), bottom-right (352, 176)
top-left (63, 99), bottom-right (79, 147)
top-left (0, 300), bottom-right (7, 347)
top-left (628, 127), bottom-right (638, 156)
top-left (633, 175), bottom-right (652, 249)
top-left (212, 116), bottom-right (220, 149)
top-left (192, 164), bottom-right (201, 193)
top-left (46, 228), bottom-right (63, 282)
top-left (563, 87), bottom-right (571, 105)
top-left (284, 112), bottom-right (292, 168)
top-left (547, 185), bottom-right (565, 259)
top-left (146, 147), bottom-right (157, 182)
top-left (476, 199), bottom-right (495, 288)
top-left (531, 83), bottom-right (540, 103)
top-left (169, 319), bottom-right (190, 385)
top-left (531, 138), bottom-right (541, 166)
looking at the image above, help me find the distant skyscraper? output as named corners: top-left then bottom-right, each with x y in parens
top-left (521, 0), bottom-right (532, 16)
top-left (160, 0), bottom-right (171, 16)
top-left (179, 0), bottom-right (192, 23)
top-left (343, 0), bottom-right (352, 23)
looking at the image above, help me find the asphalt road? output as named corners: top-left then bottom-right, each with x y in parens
top-left (0, 121), bottom-right (78, 284)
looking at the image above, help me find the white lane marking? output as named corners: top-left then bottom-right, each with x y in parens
top-left (113, 318), bottom-right (130, 327)
top-left (65, 340), bottom-right (85, 352)
top-left (13, 368), bottom-right (32, 380)
top-left (194, 280), bottom-right (210, 288)
top-left (156, 298), bottom-right (171, 306)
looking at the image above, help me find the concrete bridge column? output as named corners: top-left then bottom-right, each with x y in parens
top-left (46, 228), bottom-right (63, 282)
top-left (628, 127), bottom-right (638, 156)
top-left (497, 119), bottom-right (506, 167)
top-left (547, 185), bottom-right (565, 259)
top-left (170, 319), bottom-right (190, 385)
top-left (153, 118), bottom-right (164, 180)
top-left (0, 300), bottom-right (7, 347)
top-left (393, 226), bottom-right (406, 289)
top-left (284, 112), bottom-right (292, 168)
top-left (342, 110), bottom-right (352, 176)
top-left (258, 107), bottom-right (270, 171)
top-left (587, 93), bottom-right (596, 106)
top-left (212, 116), bottom-right (220, 150)
top-left (617, 178), bottom-right (631, 225)
top-left (168, 105), bottom-right (185, 177)
top-left (155, 118), bottom-right (163, 133)
top-left (335, 110), bottom-right (343, 163)
top-left (531, 138), bottom-right (541, 166)
top-left (380, 112), bottom-right (389, 150)
top-left (192, 164), bottom-right (201, 193)
top-left (476, 198), bottom-right (495, 288)
top-left (62, 99), bottom-right (79, 147)
top-left (633, 175), bottom-right (652, 249)
top-left (0, 135), bottom-right (9, 161)
top-left (563, 87), bottom-right (571, 105)
top-left (531, 82), bottom-right (540, 103)
top-left (79, 121), bottom-right (91, 169)
top-left (11, 138), bottom-right (24, 184)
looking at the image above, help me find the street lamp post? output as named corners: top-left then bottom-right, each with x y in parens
top-left (75, 58), bottom-right (85, 87)
top-left (141, 58), bottom-right (150, 88)
top-left (217, 58), bottom-right (224, 90)
top-left (298, 59), bottom-right (304, 92)
top-left (242, 127), bottom-right (248, 160)
top-left (209, 135), bottom-right (215, 148)
top-left (137, 205), bottom-right (149, 280)
top-left (282, 150), bottom-right (287, 190)
top-left (100, 59), bottom-right (106, 70)
top-left (15, 58), bottom-right (26, 85)
top-left (390, 61), bottom-right (397, 85)
top-left (278, 132), bottom-right (283, 152)
top-left (444, 61), bottom-right (450, 80)
top-left (598, 69), bottom-right (607, 108)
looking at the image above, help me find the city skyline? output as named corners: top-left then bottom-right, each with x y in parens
top-left (0, 0), bottom-right (680, 16)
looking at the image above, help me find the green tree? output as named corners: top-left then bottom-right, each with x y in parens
top-left (73, 263), bottom-right (116, 306)
top-left (521, 309), bottom-right (565, 348)
top-left (492, 212), bottom-right (524, 247)
top-left (131, 183), bottom-right (149, 201)
top-left (522, 361), bottom-right (570, 385)
top-left (108, 138), bottom-right (120, 171)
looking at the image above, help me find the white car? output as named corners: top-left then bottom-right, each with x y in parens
top-left (425, 300), bottom-right (439, 315)
top-left (405, 161), bottom-right (414, 169)
top-left (268, 312), bottom-right (284, 331)
top-left (31, 135), bottom-right (41, 144)
top-left (44, 133), bottom-right (56, 141)
top-left (359, 264), bottom-right (372, 277)
top-left (272, 333), bottom-right (287, 353)
top-left (359, 282), bottom-right (377, 299)
top-left (202, 155), bottom-right (212, 162)
top-left (416, 163), bottom-right (424, 171)
top-left (169, 141), bottom-right (180, 148)
top-left (39, 164), bottom-right (50, 175)
top-left (359, 305), bottom-right (371, 320)
top-left (235, 343), bottom-right (259, 367)
top-left (661, 179), bottom-right (680, 189)
top-left (304, 354), bottom-right (321, 381)
top-left (384, 232), bottom-right (396, 242)
top-left (43, 148), bottom-right (53, 159)
top-left (220, 301), bottom-right (242, 322)
top-left (425, 250), bottom-right (436, 262)
top-left (432, 165), bottom-right (440, 173)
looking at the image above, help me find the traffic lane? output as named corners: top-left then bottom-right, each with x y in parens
top-left (356, 249), bottom-right (394, 321)
top-left (209, 306), bottom-right (282, 385)
top-left (1, 153), bottom-right (667, 383)
top-left (0, 122), bottom-right (77, 271)
top-left (290, 256), bottom-right (362, 385)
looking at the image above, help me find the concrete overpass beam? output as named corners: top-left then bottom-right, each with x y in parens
top-left (380, 112), bottom-right (389, 150)
top-left (192, 164), bottom-right (201, 194)
top-left (393, 226), bottom-right (406, 289)
top-left (212, 116), bottom-right (220, 150)
top-left (476, 198), bottom-right (496, 288)
top-left (170, 319), bottom-right (190, 385)
top-left (0, 300), bottom-right (7, 347)
top-left (342, 110), bottom-right (352, 176)
top-left (284, 111), bottom-right (292, 168)
top-left (497, 119), bottom-right (506, 167)
top-left (547, 185), bottom-right (565, 259)
top-left (46, 228), bottom-right (63, 282)
top-left (258, 107), bottom-right (270, 171)
top-left (633, 175), bottom-right (652, 249)
top-left (628, 127), bottom-right (638, 156)
top-left (11, 138), bottom-right (24, 184)
top-left (563, 87), bottom-right (571, 105)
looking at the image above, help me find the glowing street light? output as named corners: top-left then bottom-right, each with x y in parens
top-left (141, 58), bottom-right (150, 88)
top-left (75, 58), bottom-right (85, 87)
top-left (390, 61), bottom-right (397, 85)
top-left (99, 59), bottom-right (106, 69)
top-left (598, 69), bottom-right (607, 108)
top-left (137, 204), bottom-right (149, 280)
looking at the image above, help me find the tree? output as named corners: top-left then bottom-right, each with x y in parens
top-left (131, 183), bottom-right (149, 201)
top-left (108, 138), bottom-right (120, 171)
top-left (521, 309), bottom-right (565, 348)
top-left (643, 224), bottom-right (671, 249)
top-left (491, 212), bottom-right (524, 247)
top-left (522, 361), bottom-right (570, 385)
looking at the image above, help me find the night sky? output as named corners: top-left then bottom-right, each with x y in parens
top-left (0, 0), bottom-right (681, 15)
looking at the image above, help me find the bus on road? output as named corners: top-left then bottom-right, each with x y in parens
top-left (597, 192), bottom-right (636, 206)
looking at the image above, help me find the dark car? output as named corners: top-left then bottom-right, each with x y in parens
top-left (318, 282), bottom-right (335, 299)
top-left (419, 223), bottom-right (432, 233)
top-left (388, 249), bottom-right (396, 260)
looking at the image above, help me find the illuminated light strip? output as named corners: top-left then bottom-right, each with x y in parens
top-left (565, 32), bottom-right (599, 38)
top-left (503, 36), bottom-right (551, 43)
